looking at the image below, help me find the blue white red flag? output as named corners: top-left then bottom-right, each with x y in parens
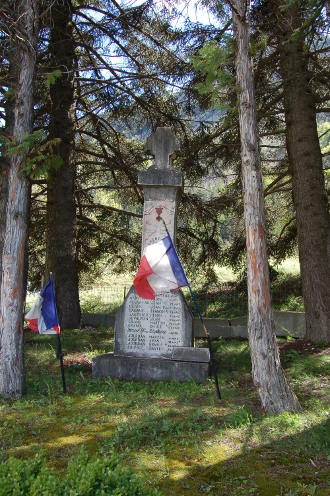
top-left (133, 233), bottom-right (189, 299)
top-left (25, 277), bottom-right (60, 334)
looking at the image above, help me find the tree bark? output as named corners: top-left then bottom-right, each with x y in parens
top-left (0, 161), bottom-right (9, 304)
top-left (277, 1), bottom-right (330, 343)
top-left (230, 0), bottom-right (300, 413)
top-left (46, 0), bottom-right (81, 328)
top-left (0, 44), bottom-right (16, 306)
top-left (0, 0), bottom-right (38, 398)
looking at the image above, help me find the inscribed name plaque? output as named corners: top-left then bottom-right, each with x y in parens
top-left (115, 288), bottom-right (192, 358)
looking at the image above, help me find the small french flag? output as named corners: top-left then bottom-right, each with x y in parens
top-left (133, 232), bottom-right (189, 300)
top-left (25, 277), bottom-right (60, 334)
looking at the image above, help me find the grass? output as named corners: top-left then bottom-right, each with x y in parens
top-left (79, 271), bottom-right (133, 314)
top-left (0, 329), bottom-right (329, 495)
top-left (274, 257), bottom-right (300, 275)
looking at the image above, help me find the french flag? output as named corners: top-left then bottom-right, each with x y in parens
top-left (25, 277), bottom-right (60, 334)
top-left (134, 232), bottom-right (189, 300)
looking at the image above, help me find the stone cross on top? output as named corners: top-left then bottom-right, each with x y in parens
top-left (146, 127), bottom-right (180, 169)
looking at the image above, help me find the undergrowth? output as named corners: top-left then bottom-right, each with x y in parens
top-left (0, 449), bottom-right (160, 496)
top-left (0, 330), bottom-right (329, 496)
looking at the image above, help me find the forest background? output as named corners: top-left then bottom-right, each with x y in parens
top-left (0, 0), bottom-right (329, 382)
top-left (0, 2), bottom-right (329, 493)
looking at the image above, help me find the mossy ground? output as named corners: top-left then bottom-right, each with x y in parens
top-left (0, 329), bottom-right (329, 496)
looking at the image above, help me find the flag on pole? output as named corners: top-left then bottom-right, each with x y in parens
top-left (25, 278), bottom-right (60, 334)
top-left (133, 232), bottom-right (189, 299)
top-left (134, 222), bottom-right (221, 400)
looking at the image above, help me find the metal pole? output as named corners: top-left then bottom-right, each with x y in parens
top-left (50, 273), bottom-right (67, 394)
top-left (161, 219), bottom-right (221, 401)
top-left (187, 285), bottom-right (221, 401)
top-left (57, 333), bottom-right (67, 394)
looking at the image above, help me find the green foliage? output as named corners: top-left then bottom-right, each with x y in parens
top-left (64, 450), bottom-right (161, 496)
top-left (191, 39), bottom-right (236, 112)
top-left (0, 453), bottom-right (57, 496)
top-left (279, 295), bottom-right (304, 312)
top-left (225, 406), bottom-right (253, 428)
top-left (0, 130), bottom-right (63, 178)
top-left (318, 121), bottom-right (330, 170)
top-left (0, 450), bottom-right (161, 496)
top-left (280, 481), bottom-right (318, 496)
top-left (318, 122), bottom-right (330, 154)
top-left (250, 32), bottom-right (268, 55)
top-left (191, 40), bottom-right (232, 89)
top-left (279, 0), bottom-right (324, 40)
top-left (279, 0), bottom-right (299, 13)
top-left (44, 69), bottom-right (62, 88)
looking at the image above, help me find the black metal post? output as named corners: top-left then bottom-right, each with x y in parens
top-left (50, 272), bottom-right (67, 394)
top-left (188, 286), bottom-right (222, 401)
top-left (57, 333), bottom-right (67, 394)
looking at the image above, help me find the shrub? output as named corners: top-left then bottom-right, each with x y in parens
top-left (0, 450), bottom-right (161, 496)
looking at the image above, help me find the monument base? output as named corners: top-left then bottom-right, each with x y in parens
top-left (92, 353), bottom-right (209, 383)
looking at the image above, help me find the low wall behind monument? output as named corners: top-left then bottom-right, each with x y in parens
top-left (82, 310), bottom-right (306, 339)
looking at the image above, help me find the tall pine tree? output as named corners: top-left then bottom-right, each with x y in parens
top-left (229, 0), bottom-right (300, 412)
top-left (0, 0), bottom-right (38, 398)
top-left (46, 0), bottom-right (81, 328)
top-left (276, 0), bottom-right (330, 342)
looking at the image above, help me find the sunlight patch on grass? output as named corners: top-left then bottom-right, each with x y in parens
top-left (46, 434), bottom-right (88, 447)
top-left (201, 442), bottom-right (232, 464)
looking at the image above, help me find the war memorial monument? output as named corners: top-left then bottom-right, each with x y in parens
top-left (92, 127), bottom-right (210, 382)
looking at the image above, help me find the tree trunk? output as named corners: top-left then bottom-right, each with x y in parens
top-left (0, 0), bottom-right (38, 398)
top-left (0, 161), bottom-right (9, 304)
top-left (231, 0), bottom-right (300, 413)
top-left (0, 46), bottom-right (16, 305)
top-left (46, 0), bottom-right (81, 328)
top-left (277, 2), bottom-right (330, 343)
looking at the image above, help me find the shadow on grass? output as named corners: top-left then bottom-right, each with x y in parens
top-left (156, 419), bottom-right (329, 496)
top-left (2, 396), bottom-right (328, 496)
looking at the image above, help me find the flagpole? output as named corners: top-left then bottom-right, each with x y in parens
top-left (50, 273), bottom-right (67, 394)
top-left (161, 220), bottom-right (221, 401)
top-left (186, 285), bottom-right (221, 401)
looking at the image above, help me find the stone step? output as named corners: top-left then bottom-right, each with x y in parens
top-left (171, 346), bottom-right (210, 363)
top-left (92, 353), bottom-right (209, 383)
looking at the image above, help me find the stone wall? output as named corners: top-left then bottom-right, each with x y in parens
top-left (82, 310), bottom-right (306, 339)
